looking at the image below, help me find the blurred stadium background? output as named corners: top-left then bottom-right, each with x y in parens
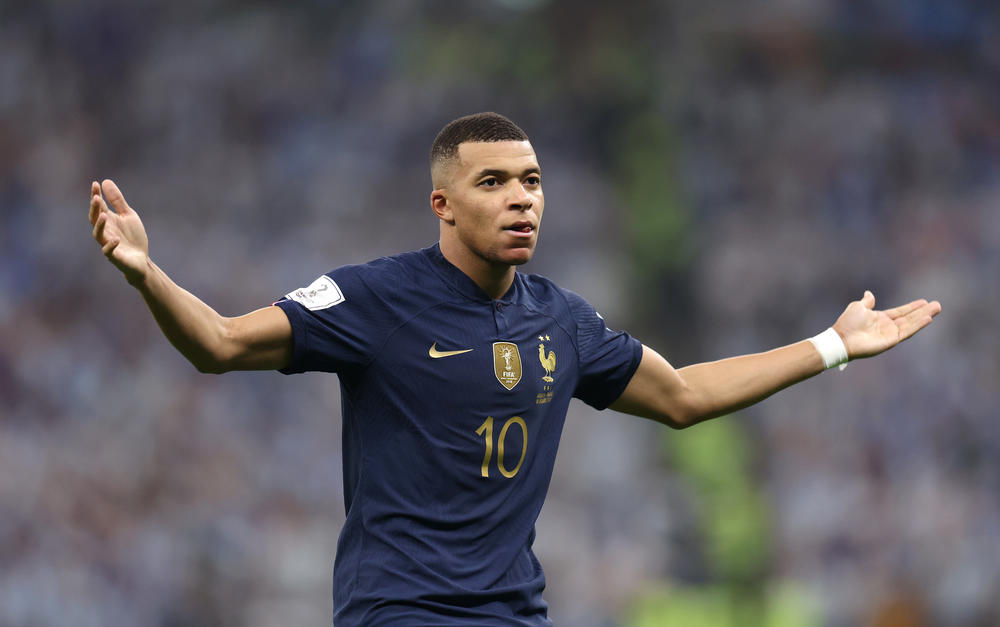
top-left (1, 0), bottom-right (998, 625)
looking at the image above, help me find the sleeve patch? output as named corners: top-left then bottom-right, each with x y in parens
top-left (286, 275), bottom-right (345, 310)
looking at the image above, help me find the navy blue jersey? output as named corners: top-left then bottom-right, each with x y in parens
top-left (275, 244), bottom-right (642, 626)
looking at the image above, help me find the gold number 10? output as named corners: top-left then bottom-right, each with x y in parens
top-left (475, 416), bottom-right (528, 478)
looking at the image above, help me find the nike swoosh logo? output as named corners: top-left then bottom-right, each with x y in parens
top-left (428, 343), bottom-right (474, 359)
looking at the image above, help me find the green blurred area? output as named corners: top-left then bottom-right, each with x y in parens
top-left (617, 113), bottom-right (690, 281)
top-left (627, 581), bottom-right (820, 627)
top-left (627, 420), bottom-right (817, 626)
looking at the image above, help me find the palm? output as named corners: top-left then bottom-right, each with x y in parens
top-left (104, 210), bottom-right (148, 274)
top-left (833, 291), bottom-right (941, 360)
top-left (90, 180), bottom-right (150, 284)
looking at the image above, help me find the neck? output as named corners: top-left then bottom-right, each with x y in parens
top-left (439, 239), bottom-right (516, 300)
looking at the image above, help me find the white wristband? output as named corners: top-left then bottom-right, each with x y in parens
top-left (809, 327), bottom-right (849, 371)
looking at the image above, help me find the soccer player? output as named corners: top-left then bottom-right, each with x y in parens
top-left (89, 112), bottom-right (941, 625)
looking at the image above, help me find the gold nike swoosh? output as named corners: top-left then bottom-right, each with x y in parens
top-left (428, 343), bottom-right (474, 359)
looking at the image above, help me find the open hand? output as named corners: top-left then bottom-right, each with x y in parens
top-left (89, 179), bottom-right (150, 285)
top-left (833, 290), bottom-right (942, 360)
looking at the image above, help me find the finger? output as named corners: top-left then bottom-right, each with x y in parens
top-left (883, 299), bottom-right (928, 320)
top-left (89, 183), bottom-right (109, 225)
top-left (101, 179), bottom-right (133, 215)
top-left (895, 304), bottom-right (939, 341)
top-left (101, 237), bottom-right (120, 257)
top-left (861, 290), bottom-right (876, 309)
top-left (896, 315), bottom-right (933, 342)
top-left (93, 211), bottom-right (109, 242)
top-left (89, 192), bottom-right (108, 225)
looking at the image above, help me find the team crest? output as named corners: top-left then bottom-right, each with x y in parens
top-left (493, 342), bottom-right (522, 390)
top-left (537, 340), bottom-right (556, 382)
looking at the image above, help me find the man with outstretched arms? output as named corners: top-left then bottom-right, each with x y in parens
top-left (89, 112), bottom-right (941, 625)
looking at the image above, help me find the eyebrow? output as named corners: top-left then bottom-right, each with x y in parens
top-left (474, 167), bottom-right (541, 180)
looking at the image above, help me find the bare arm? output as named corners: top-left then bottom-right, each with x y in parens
top-left (89, 180), bottom-right (292, 373)
top-left (610, 292), bottom-right (942, 428)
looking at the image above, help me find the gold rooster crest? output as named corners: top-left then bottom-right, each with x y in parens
top-left (537, 342), bottom-right (556, 382)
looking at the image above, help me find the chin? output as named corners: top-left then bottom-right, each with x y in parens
top-left (499, 246), bottom-right (535, 266)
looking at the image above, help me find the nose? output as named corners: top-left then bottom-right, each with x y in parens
top-left (508, 182), bottom-right (532, 211)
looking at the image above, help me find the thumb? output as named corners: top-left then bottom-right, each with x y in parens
top-left (101, 179), bottom-right (133, 215)
top-left (861, 290), bottom-right (875, 309)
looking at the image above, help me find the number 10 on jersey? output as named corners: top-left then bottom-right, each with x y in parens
top-left (475, 416), bottom-right (528, 478)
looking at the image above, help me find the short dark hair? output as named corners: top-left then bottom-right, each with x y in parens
top-left (430, 112), bottom-right (529, 166)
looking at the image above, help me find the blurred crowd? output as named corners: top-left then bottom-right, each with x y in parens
top-left (1, 0), bottom-right (998, 625)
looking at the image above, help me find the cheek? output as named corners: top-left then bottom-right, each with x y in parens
top-left (457, 201), bottom-right (496, 230)
top-left (452, 208), bottom-right (494, 248)
top-left (454, 207), bottom-right (482, 231)
top-left (528, 191), bottom-right (543, 216)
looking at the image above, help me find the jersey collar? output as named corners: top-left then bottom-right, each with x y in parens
top-left (424, 244), bottom-right (520, 304)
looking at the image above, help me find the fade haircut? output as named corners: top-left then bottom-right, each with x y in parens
top-left (430, 112), bottom-right (529, 187)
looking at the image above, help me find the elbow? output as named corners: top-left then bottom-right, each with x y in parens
top-left (191, 352), bottom-right (231, 374)
top-left (192, 318), bottom-right (239, 374)
top-left (659, 410), bottom-right (698, 430)
top-left (194, 359), bottom-right (229, 375)
top-left (643, 405), bottom-right (695, 430)
top-left (663, 415), bottom-right (691, 430)
top-left (191, 334), bottom-right (234, 374)
top-left (657, 391), bottom-right (708, 430)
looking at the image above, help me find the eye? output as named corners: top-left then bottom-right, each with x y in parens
top-left (525, 175), bottom-right (541, 186)
top-left (478, 177), bottom-right (500, 188)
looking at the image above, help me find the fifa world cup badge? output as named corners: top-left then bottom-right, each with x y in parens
top-left (493, 342), bottom-right (522, 390)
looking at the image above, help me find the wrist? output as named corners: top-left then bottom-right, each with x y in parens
top-left (808, 327), bottom-right (849, 371)
top-left (126, 257), bottom-right (154, 289)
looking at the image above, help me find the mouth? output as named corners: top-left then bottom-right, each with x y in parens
top-left (504, 221), bottom-right (535, 236)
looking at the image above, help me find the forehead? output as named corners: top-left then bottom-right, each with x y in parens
top-left (455, 140), bottom-right (539, 174)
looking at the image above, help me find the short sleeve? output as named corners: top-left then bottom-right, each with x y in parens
top-left (274, 265), bottom-right (396, 375)
top-left (565, 290), bottom-right (643, 410)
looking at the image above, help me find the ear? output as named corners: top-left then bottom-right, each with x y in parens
top-left (430, 189), bottom-right (455, 225)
